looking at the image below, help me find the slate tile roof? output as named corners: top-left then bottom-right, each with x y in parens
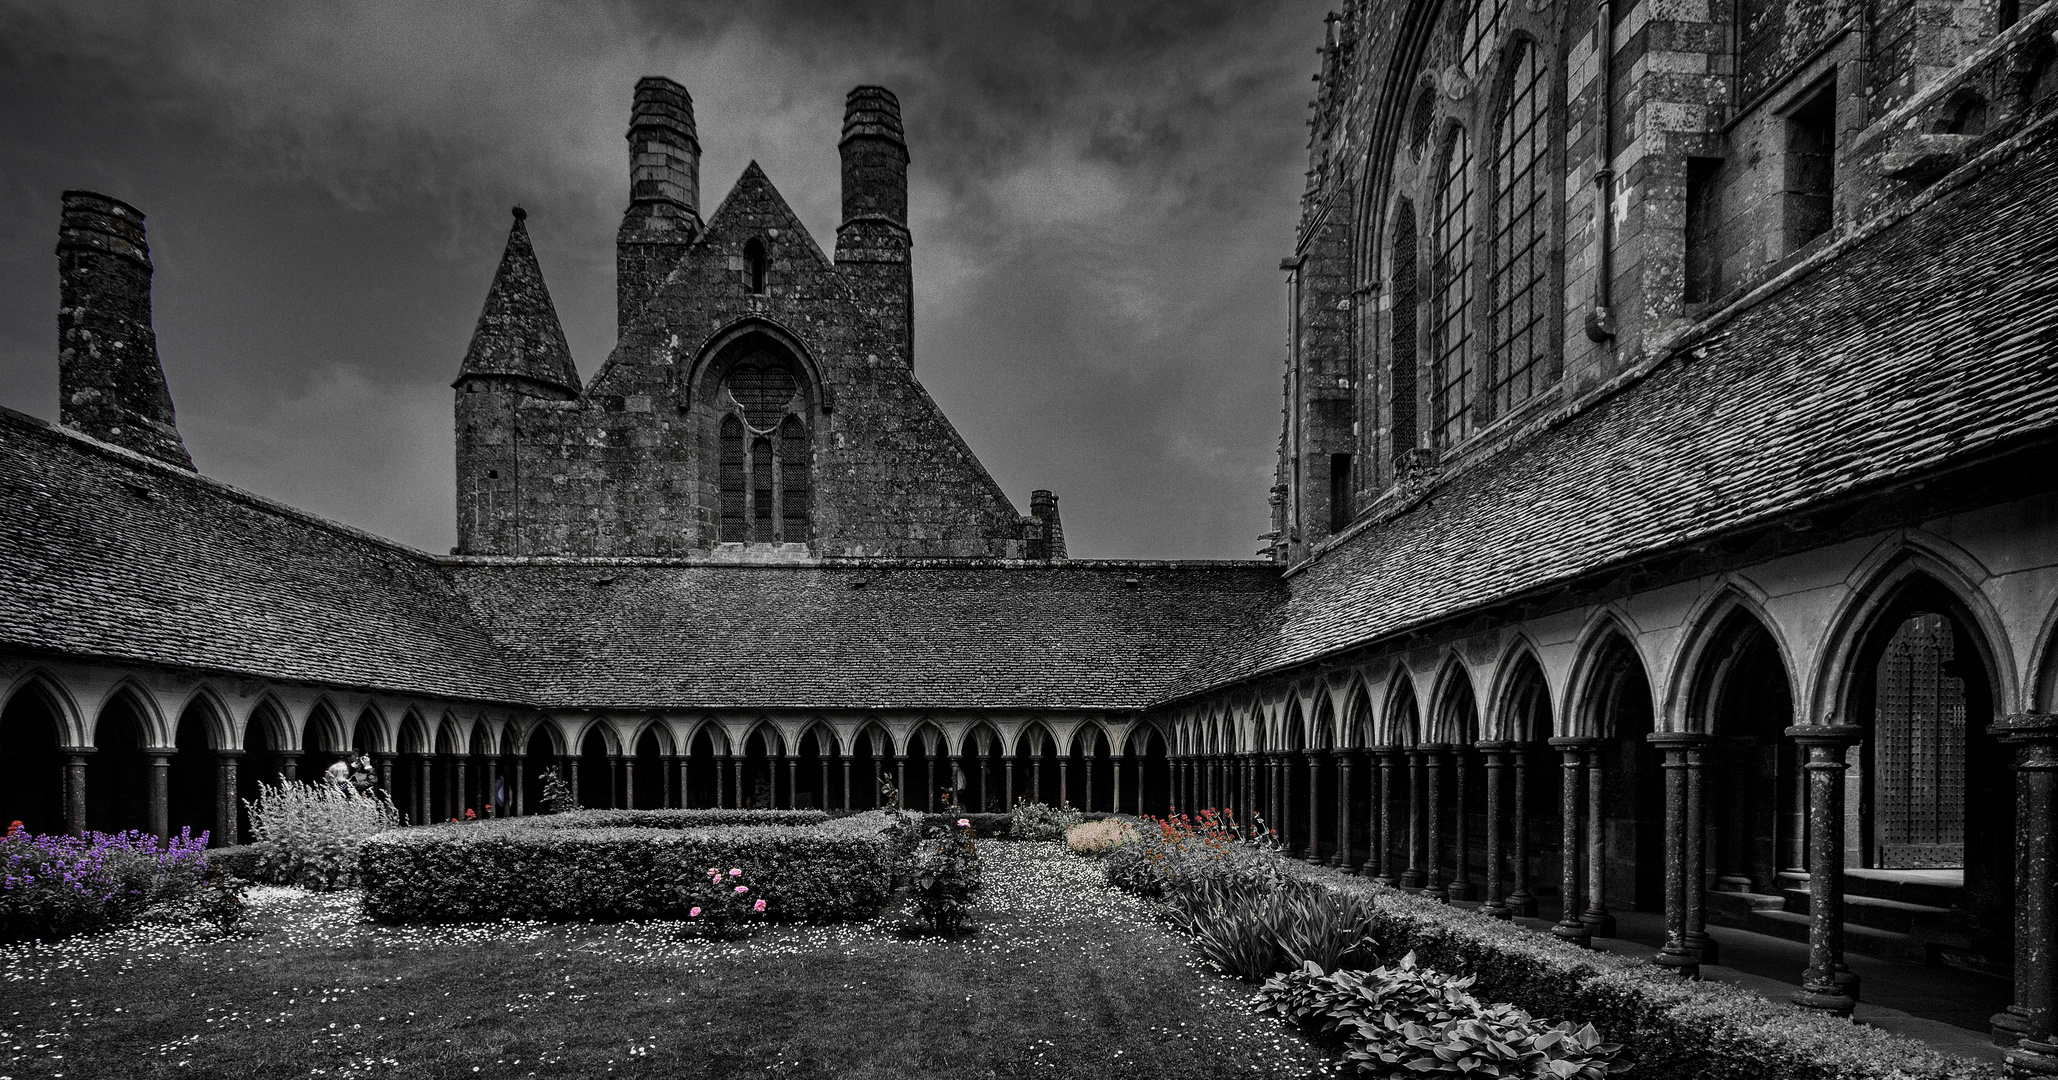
top-left (0, 409), bottom-right (518, 702)
top-left (0, 408), bottom-right (1281, 711)
top-left (448, 561), bottom-right (1283, 711)
top-left (1179, 119), bottom-right (2058, 697)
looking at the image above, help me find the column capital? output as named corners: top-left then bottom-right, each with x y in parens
top-left (1646, 731), bottom-right (1714, 749)
top-left (1474, 739), bottom-right (1519, 752)
top-left (1784, 724), bottom-right (1863, 747)
top-left (214, 748), bottom-right (246, 758)
top-left (1989, 711), bottom-right (2058, 744)
top-left (1547, 736), bottom-right (1604, 750)
top-left (60, 745), bottom-right (97, 756)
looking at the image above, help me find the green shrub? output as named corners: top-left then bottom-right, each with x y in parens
top-left (919, 812), bottom-right (1011, 838)
top-left (1301, 868), bottom-right (1992, 1080)
top-left (1008, 800), bottom-right (1082, 841)
top-left (537, 767), bottom-right (575, 815)
top-left (1260, 954), bottom-right (1626, 1078)
top-left (903, 818), bottom-right (981, 935)
top-left (1065, 818), bottom-right (1139, 855)
top-left (1165, 863), bottom-right (1379, 980)
top-left (513, 808), bottom-right (828, 830)
top-left (202, 843), bottom-right (265, 882)
top-left (358, 819), bottom-right (891, 924)
top-left (243, 781), bottom-right (399, 889)
top-left (0, 824), bottom-right (244, 943)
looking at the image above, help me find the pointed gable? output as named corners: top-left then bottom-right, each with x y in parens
top-left (698, 162), bottom-right (832, 265)
top-left (456, 209), bottom-right (582, 393)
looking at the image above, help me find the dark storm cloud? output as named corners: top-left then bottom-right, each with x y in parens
top-left (0, 0), bottom-right (1324, 558)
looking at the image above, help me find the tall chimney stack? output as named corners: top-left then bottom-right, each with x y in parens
top-left (616, 76), bottom-right (701, 331)
top-left (836, 86), bottom-right (914, 367)
top-left (54, 191), bottom-right (194, 469)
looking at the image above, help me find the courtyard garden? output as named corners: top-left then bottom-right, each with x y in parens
top-left (0, 786), bottom-right (2003, 1079)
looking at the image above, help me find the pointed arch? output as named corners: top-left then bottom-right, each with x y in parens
top-left (94, 678), bottom-right (169, 748)
top-left (2, 670), bottom-right (86, 748)
top-left (173, 685), bottom-right (234, 750)
top-left (1810, 544), bottom-right (2016, 729)
top-left (1, 672), bottom-right (77, 834)
top-left (1428, 656), bottom-right (1481, 745)
top-left (397, 709), bottom-right (433, 755)
top-left (1488, 643), bottom-right (1553, 743)
top-left (351, 703), bottom-right (390, 755)
top-left (1380, 670), bottom-right (1424, 747)
top-left (302, 698), bottom-right (348, 759)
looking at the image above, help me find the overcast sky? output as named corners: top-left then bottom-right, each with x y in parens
top-left (0, 1), bottom-right (1324, 560)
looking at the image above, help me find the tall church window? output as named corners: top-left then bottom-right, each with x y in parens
top-left (1488, 42), bottom-right (1550, 419)
top-left (1460, 0), bottom-right (1509, 78)
top-left (779, 415), bottom-right (810, 541)
top-left (1389, 200), bottom-right (1418, 459)
top-left (717, 350), bottom-right (811, 544)
top-left (1873, 612), bottom-right (1966, 868)
top-left (1430, 127), bottom-right (1475, 449)
top-left (719, 415), bottom-right (746, 542)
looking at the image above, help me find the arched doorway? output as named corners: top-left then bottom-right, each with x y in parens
top-left (1500, 652), bottom-right (1556, 919)
top-left (0, 681), bottom-right (68, 835)
top-left (168, 699), bottom-right (219, 841)
top-left (854, 726), bottom-right (889, 809)
top-left (1690, 609), bottom-right (1798, 896)
top-left (1582, 633), bottom-right (1664, 926)
top-left (632, 728), bottom-right (666, 809)
top-left (86, 690), bottom-right (151, 834)
top-left (522, 727), bottom-right (558, 813)
top-left (742, 728), bottom-right (777, 810)
top-left (578, 729), bottom-right (613, 810)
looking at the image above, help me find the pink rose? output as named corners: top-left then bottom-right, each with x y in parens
top-left (728, 868), bottom-right (741, 877)
top-left (752, 899), bottom-right (766, 913)
top-left (956, 818), bottom-right (970, 827)
top-left (689, 907), bottom-right (701, 917)
top-left (735, 885), bottom-right (748, 894)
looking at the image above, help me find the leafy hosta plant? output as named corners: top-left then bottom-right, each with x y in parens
top-left (1260, 954), bottom-right (1628, 1078)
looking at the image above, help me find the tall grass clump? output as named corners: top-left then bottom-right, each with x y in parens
top-left (243, 781), bottom-right (398, 889)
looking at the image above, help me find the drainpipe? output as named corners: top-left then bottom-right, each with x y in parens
top-left (1584, 0), bottom-right (1618, 343)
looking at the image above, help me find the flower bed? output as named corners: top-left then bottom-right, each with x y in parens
top-left (509, 808), bottom-right (829, 830)
top-left (1, 823), bottom-right (242, 943)
top-left (1303, 868), bottom-right (1991, 1080)
top-left (358, 816), bottom-right (892, 925)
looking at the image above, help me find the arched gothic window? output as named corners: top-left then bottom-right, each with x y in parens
top-left (1430, 127), bottom-right (1474, 448)
top-left (1389, 200), bottom-right (1419, 459)
top-left (716, 351), bottom-right (810, 544)
top-left (1489, 41), bottom-right (1551, 418)
top-left (743, 237), bottom-right (769, 294)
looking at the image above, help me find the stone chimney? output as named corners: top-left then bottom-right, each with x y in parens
top-left (1026, 489), bottom-right (1066, 561)
top-left (836, 86), bottom-right (914, 368)
top-left (617, 76), bottom-right (701, 331)
top-left (55, 191), bottom-right (194, 469)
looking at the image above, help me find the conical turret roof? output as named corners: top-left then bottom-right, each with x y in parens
top-left (455, 208), bottom-right (581, 393)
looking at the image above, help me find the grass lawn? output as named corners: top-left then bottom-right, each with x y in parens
top-left (1, 841), bottom-right (1335, 1079)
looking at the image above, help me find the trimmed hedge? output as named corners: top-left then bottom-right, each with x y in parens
top-left (359, 818), bottom-right (889, 925)
top-left (1292, 865), bottom-right (1992, 1080)
top-left (918, 812), bottom-right (1012, 838)
top-left (203, 843), bottom-right (265, 881)
top-left (509, 809), bottom-right (829, 830)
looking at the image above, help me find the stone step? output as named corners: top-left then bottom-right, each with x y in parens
top-left (1748, 908), bottom-right (1929, 965)
top-left (1773, 870), bottom-right (1964, 910)
top-left (1779, 888), bottom-right (1959, 935)
top-left (1704, 889), bottom-right (1784, 923)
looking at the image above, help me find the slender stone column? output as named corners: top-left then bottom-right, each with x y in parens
top-left (145, 750), bottom-right (172, 839)
top-left (1424, 744), bottom-right (1447, 898)
top-left (566, 756), bottom-right (580, 810)
top-left (374, 752), bottom-right (395, 797)
top-left (1510, 744), bottom-right (1536, 916)
top-left (1334, 752), bottom-right (1354, 870)
top-left (456, 759), bottom-right (470, 816)
top-left (1358, 751), bottom-right (1380, 877)
top-left (1377, 750), bottom-right (1399, 885)
top-left (1451, 746), bottom-right (1473, 900)
top-left (1031, 757), bottom-right (1044, 807)
top-left (1057, 758), bottom-right (1071, 810)
top-left (64, 750), bottom-right (91, 835)
top-left (1650, 732), bottom-right (1708, 974)
top-left (1478, 742), bottom-right (1512, 918)
top-left (840, 758), bottom-right (853, 811)
top-left (415, 754), bottom-right (432, 823)
top-left (676, 754), bottom-right (690, 810)
top-left (1402, 749), bottom-right (1426, 889)
top-left (1582, 746), bottom-right (1615, 937)
top-left (1683, 740), bottom-right (1717, 964)
top-left (733, 756), bottom-right (746, 810)
top-left (1549, 737), bottom-right (1596, 945)
top-left (1787, 724), bottom-right (1862, 1015)
top-left (216, 749), bottom-right (242, 843)
top-left (1989, 714), bottom-right (2058, 1074)
top-left (786, 755), bottom-right (799, 810)
top-left (1306, 752), bottom-right (1324, 864)
top-left (277, 750), bottom-right (301, 785)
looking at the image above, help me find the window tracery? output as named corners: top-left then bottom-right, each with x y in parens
top-left (1430, 127), bottom-right (1475, 448)
top-left (715, 350), bottom-right (810, 544)
top-left (1488, 41), bottom-right (1550, 418)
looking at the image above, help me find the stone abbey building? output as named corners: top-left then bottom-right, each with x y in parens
top-left (4, 2), bottom-right (2058, 1071)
